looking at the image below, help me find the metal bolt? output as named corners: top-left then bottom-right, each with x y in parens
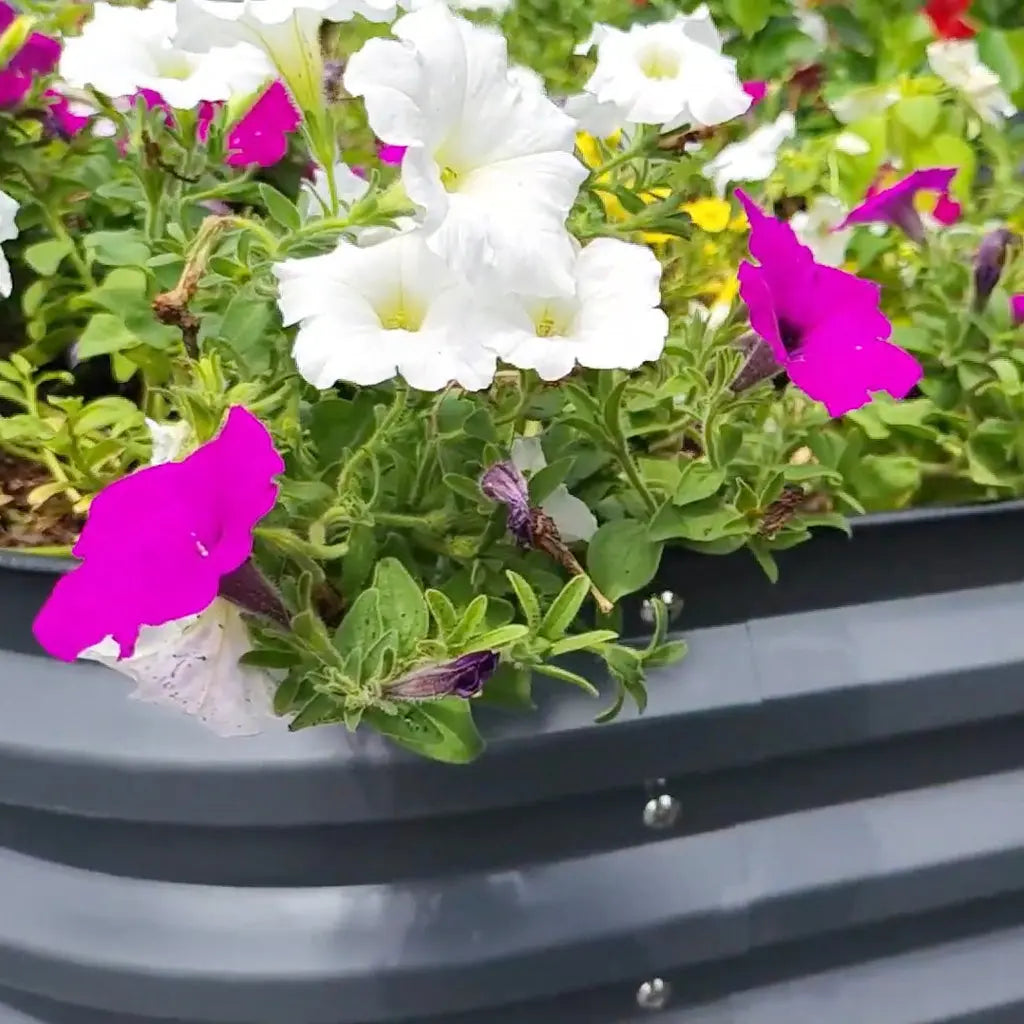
top-left (636, 977), bottom-right (671, 1011)
top-left (643, 793), bottom-right (680, 830)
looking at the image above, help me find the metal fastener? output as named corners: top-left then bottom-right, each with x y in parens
top-left (636, 977), bottom-right (671, 1011)
top-left (643, 793), bottom-right (680, 830)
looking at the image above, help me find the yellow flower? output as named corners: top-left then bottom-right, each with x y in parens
top-left (701, 273), bottom-right (739, 304)
top-left (681, 197), bottom-right (732, 233)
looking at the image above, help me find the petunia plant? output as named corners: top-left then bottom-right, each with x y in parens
top-left (0, 0), bottom-right (1021, 761)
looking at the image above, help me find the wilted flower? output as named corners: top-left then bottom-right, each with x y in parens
top-left (577, 9), bottom-right (750, 132)
top-left (837, 167), bottom-right (958, 243)
top-left (33, 407), bottom-right (284, 661)
top-left (972, 228), bottom-right (1017, 312)
top-left (61, 1), bottom-right (273, 110)
top-left (386, 651), bottom-right (499, 701)
top-left (344, 6), bottom-right (585, 297)
top-left (736, 189), bottom-right (922, 417)
top-left (703, 112), bottom-right (795, 195)
top-left (480, 460), bottom-right (533, 546)
top-left (0, 1), bottom-right (60, 108)
top-left (790, 195), bottom-right (853, 267)
top-left (924, 0), bottom-right (974, 40)
top-left (927, 39), bottom-right (1016, 125)
top-left (274, 230), bottom-right (498, 391)
top-left (82, 599), bottom-right (278, 736)
top-left (511, 437), bottom-right (597, 544)
top-left (0, 187), bottom-right (18, 298)
top-left (477, 238), bottom-right (668, 380)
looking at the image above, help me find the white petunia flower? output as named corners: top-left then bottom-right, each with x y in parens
top-left (82, 599), bottom-right (278, 737)
top-left (703, 111), bottom-right (796, 195)
top-left (60, 1), bottom-right (273, 109)
top-left (563, 91), bottom-right (626, 138)
top-left (578, 8), bottom-right (750, 132)
top-left (0, 188), bottom-right (19, 299)
top-left (790, 195), bottom-right (852, 267)
top-left (792, 0), bottom-right (828, 50)
top-left (173, 0), bottom-right (393, 114)
top-left (274, 230), bottom-right (498, 391)
top-left (344, 6), bottom-right (586, 297)
top-left (476, 238), bottom-right (668, 381)
top-left (511, 437), bottom-right (597, 544)
top-left (927, 40), bottom-right (1017, 126)
top-left (828, 85), bottom-right (898, 125)
top-left (400, 0), bottom-right (513, 11)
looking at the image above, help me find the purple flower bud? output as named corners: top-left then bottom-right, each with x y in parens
top-left (219, 558), bottom-right (290, 629)
top-left (323, 59), bottom-right (345, 103)
top-left (973, 228), bottom-right (1018, 312)
top-left (480, 461), bottom-right (533, 547)
top-left (386, 651), bottom-right (499, 701)
top-left (731, 331), bottom-right (783, 392)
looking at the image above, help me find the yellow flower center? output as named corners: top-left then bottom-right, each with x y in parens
top-left (440, 166), bottom-right (460, 191)
top-left (535, 315), bottom-right (557, 338)
top-left (377, 294), bottom-right (424, 331)
top-left (637, 45), bottom-right (681, 80)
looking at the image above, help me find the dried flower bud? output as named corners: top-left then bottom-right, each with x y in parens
top-left (973, 228), bottom-right (1018, 312)
top-left (731, 332), bottom-right (784, 393)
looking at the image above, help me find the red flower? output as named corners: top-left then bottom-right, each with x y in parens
top-left (924, 0), bottom-right (974, 40)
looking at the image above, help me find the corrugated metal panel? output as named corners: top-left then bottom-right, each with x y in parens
top-left (1, 511), bottom-right (1024, 1022)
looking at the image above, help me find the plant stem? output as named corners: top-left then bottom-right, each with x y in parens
top-left (42, 207), bottom-right (94, 289)
top-left (336, 385), bottom-right (409, 496)
top-left (614, 442), bottom-right (658, 516)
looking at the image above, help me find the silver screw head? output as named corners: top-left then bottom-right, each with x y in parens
top-left (636, 977), bottom-right (671, 1010)
top-left (640, 591), bottom-right (683, 625)
top-left (643, 793), bottom-right (680, 830)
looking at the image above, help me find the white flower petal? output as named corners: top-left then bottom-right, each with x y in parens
top-left (344, 6), bottom-right (585, 295)
top-left (61, 1), bottom-right (273, 107)
top-left (82, 600), bottom-right (278, 737)
top-left (274, 231), bottom-right (498, 391)
top-left (146, 419), bottom-right (192, 465)
top-left (298, 162), bottom-right (370, 220)
top-left (0, 189), bottom-right (17, 298)
top-left (789, 195), bottom-right (851, 267)
top-left (702, 111), bottom-right (795, 195)
top-left (542, 487), bottom-right (598, 544)
top-left (834, 130), bottom-right (870, 156)
top-left (583, 12), bottom-right (749, 131)
top-left (928, 39), bottom-right (1016, 125)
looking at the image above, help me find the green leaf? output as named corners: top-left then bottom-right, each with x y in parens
top-left (528, 456), bottom-right (574, 504)
top-left (425, 588), bottom-right (458, 636)
top-left (977, 28), bottom-right (1022, 96)
top-left (893, 95), bottom-right (942, 140)
top-left (505, 570), bottom-right (541, 631)
top-left (24, 238), bottom-right (71, 275)
top-left (648, 501), bottom-right (748, 543)
top-left (217, 287), bottom-right (274, 367)
top-left (548, 629), bottom-right (620, 656)
top-left (533, 663), bottom-right (599, 697)
top-left (240, 648), bottom-right (300, 670)
top-left (644, 640), bottom-right (688, 669)
top-left (460, 624), bottom-right (529, 653)
top-left (708, 422), bottom-right (744, 466)
top-left (477, 663), bottom-right (534, 711)
top-left (374, 558), bottom-right (429, 657)
top-left (726, 0), bottom-right (770, 36)
top-left (340, 524), bottom-right (378, 594)
top-left (332, 588), bottom-right (382, 655)
top-left (673, 461), bottom-right (726, 506)
top-left (367, 700), bottom-right (485, 763)
top-left (448, 594), bottom-right (488, 648)
top-left (540, 574), bottom-right (590, 640)
top-left (83, 230), bottom-right (150, 267)
top-left (601, 377), bottom-right (631, 440)
top-left (288, 693), bottom-right (339, 731)
top-left (310, 395), bottom-right (377, 465)
top-left (75, 313), bottom-right (142, 359)
top-left (273, 672), bottom-right (305, 715)
top-left (258, 183), bottom-right (301, 232)
top-left (587, 520), bottom-right (663, 603)
top-left (443, 473), bottom-right (485, 502)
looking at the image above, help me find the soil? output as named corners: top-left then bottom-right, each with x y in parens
top-left (0, 453), bottom-right (82, 549)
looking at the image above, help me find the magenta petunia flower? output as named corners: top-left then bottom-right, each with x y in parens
top-left (932, 191), bottom-right (962, 225)
top-left (0, 2), bottom-right (60, 108)
top-left (42, 88), bottom-right (90, 138)
top-left (837, 167), bottom-right (958, 242)
top-left (225, 80), bottom-right (301, 168)
top-left (743, 81), bottom-right (768, 107)
top-left (377, 142), bottom-right (406, 166)
top-left (33, 407), bottom-right (284, 663)
top-left (736, 189), bottom-right (922, 417)
top-left (1012, 294), bottom-right (1024, 326)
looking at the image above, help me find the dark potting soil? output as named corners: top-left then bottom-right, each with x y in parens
top-left (0, 453), bottom-right (81, 549)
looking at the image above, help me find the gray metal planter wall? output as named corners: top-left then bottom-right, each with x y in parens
top-left (2, 501), bottom-right (1024, 1023)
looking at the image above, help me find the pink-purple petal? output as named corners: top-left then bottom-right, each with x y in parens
top-left (226, 80), bottom-right (301, 168)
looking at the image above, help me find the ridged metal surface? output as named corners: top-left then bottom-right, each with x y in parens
top-left (2, 547), bottom-right (1024, 1020)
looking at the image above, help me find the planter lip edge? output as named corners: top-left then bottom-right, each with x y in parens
top-left (2, 580), bottom-right (1024, 824)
